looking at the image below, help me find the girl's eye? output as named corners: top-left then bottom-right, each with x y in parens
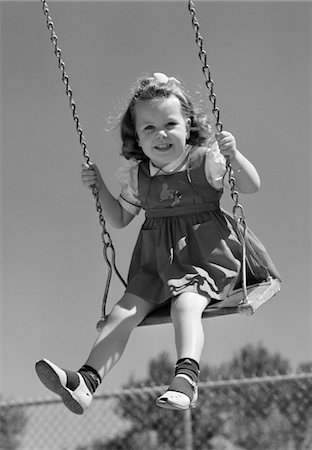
top-left (143, 125), bottom-right (154, 132)
top-left (166, 122), bottom-right (177, 128)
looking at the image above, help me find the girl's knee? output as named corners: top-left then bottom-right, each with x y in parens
top-left (109, 294), bottom-right (155, 326)
top-left (109, 304), bottom-right (132, 323)
top-left (170, 293), bottom-right (209, 318)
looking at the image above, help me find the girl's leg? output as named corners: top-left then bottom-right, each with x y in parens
top-left (84, 293), bottom-right (157, 379)
top-left (36, 293), bottom-right (157, 414)
top-left (157, 292), bottom-right (209, 410)
top-left (170, 292), bottom-right (209, 362)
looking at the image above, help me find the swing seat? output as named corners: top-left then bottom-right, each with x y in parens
top-left (138, 278), bottom-right (281, 326)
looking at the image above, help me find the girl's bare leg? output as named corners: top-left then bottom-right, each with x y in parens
top-left (157, 292), bottom-right (209, 410)
top-left (170, 292), bottom-right (209, 362)
top-left (85, 293), bottom-right (158, 379)
top-left (35, 293), bottom-right (157, 414)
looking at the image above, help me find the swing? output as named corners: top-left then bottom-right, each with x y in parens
top-left (40, 0), bottom-right (280, 330)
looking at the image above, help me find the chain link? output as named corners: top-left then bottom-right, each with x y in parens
top-left (40, 0), bottom-right (126, 330)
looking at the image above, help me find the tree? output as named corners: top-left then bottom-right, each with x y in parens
top-left (0, 401), bottom-right (28, 450)
top-left (216, 343), bottom-right (291, 378)
top-left (193, 344), bottom-right (311, 450)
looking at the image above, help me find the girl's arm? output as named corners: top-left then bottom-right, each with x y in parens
top-left (216, 132), bottom-right (261, 194)
top-left (81, 163), bottom-right (135, 229)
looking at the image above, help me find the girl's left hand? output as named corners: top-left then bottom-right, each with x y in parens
top-left (215, 131), bottom-right (238, 161)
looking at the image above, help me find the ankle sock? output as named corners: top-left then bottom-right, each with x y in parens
top-left (78, 365), bottom-right (102, 394)
top-left (175, 358), bottom-right (200, 381)
top-left (168, 358), bottom-right (200, 400)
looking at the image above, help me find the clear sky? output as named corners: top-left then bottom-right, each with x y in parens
top-left (1, 1), bottom-right (311, 399)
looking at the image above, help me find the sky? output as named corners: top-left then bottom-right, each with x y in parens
top-left (1, 1), bottom-right (311, 400)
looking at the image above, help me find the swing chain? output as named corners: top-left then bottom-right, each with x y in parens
top-left (188, 1), bottom-right (222, 134)
top-left (188, 1), bottom-right (246, 219)
top-left (188, 0), bottom-right (250, 303)
top-left (188, 0), bottom-right (248, 223)
top-left (40, 0), bottom-right (126, 330)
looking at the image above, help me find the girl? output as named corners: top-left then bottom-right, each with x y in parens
top-left (35, 72), bottom-right (280, 413)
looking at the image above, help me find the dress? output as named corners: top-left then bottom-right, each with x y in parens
top-left (123, 146), bottom-right (281, 305)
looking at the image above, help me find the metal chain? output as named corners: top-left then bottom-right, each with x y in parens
top-left (40, 0), bottom-right (126, 331)
top-left (188, 0), bottom-right (249, 301)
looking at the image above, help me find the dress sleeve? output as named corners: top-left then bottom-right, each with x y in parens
top-left (204, 141), bottom-right (227, 190)
top-left (116, 159), bottom-right (142, 216)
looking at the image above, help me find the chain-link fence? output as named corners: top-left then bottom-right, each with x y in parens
top-left (1, 373), bottom-right (312, 450)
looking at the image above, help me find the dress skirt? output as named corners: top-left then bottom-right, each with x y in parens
top-left (126, 210), bottom-right (281, 305)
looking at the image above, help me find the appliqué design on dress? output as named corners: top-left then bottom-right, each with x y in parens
top-left (160, 183), bottom-right (182, 207)
top-left (168, 266), bottom-right (221, 298)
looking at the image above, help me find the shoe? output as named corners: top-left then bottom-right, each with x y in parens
top-left (156, 375), bottom-right (198, 410)
top-left (35, 359), bottom-right (93, 415)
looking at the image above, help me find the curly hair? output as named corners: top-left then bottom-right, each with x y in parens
top-left (120, 74), bottom-right (213, 161)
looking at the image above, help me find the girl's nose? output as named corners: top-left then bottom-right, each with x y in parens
top-left (157, 129), bottom-right (167, 138)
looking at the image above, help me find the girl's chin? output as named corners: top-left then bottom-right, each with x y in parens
top-left (154, 147), bottom-right (172, 154)
top-left (149, 148), bottom-right (185, 167)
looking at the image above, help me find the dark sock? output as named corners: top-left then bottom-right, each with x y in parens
top-left (78, 365), bottom-right (102, 394)
top-left (168, 358), bottom-right (200, 400)
top-left (175, 358), bottom-right (200, 381)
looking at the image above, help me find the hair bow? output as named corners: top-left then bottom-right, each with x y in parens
top-left (153, 72), bottom-right (181, 86)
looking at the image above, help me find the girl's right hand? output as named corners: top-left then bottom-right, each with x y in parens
top-left (81, 163), bottom-right (104, 190)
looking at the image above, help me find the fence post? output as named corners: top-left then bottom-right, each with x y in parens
top-left (184, 408), bottom-right (193, 450)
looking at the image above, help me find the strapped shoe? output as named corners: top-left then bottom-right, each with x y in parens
top-left (35, 359), bottom-right (93, 415)
top-left (156, 374), bottom-right (198, 410)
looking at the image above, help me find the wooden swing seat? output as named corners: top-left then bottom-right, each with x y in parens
top-left (139, 279), bottom-right (281, 326)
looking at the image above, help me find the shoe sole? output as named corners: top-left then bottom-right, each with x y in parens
top-left (35, 360), bottom-right (84, 415)
top-left (156, 399), bottom-right (191, 410)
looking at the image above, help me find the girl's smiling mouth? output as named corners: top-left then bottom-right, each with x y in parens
top-left (154, 143), bottom-right (172, 151)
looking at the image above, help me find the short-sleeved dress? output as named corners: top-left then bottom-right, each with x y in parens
top-left (120, 146), bottom-right (281, 305)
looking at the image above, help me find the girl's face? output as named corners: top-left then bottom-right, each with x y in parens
top-left (134, 96), bottom-right (191, 168)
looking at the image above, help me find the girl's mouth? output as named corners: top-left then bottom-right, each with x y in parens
top-left (154, 143), bottom-right (172, 151)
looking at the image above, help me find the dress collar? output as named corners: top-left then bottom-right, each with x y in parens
top-left (149, 145), bottom-right (192, 176)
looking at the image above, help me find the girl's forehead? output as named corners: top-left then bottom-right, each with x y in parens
top-left (134, 96), bottom-right (183, 119)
